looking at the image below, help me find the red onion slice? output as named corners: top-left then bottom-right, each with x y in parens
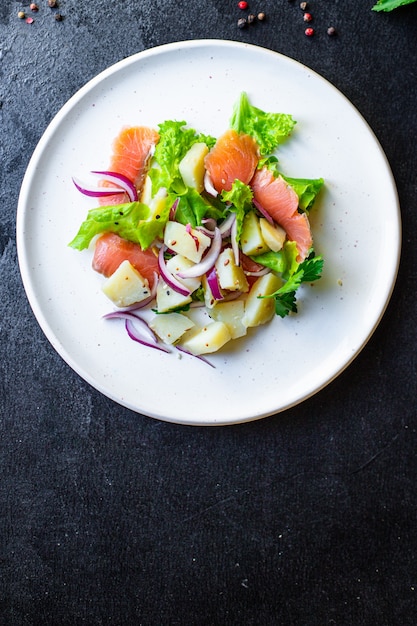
top-left (72, 176), bottom-right (125, 198)
top-left (125, 319), bottom-right (171, 353)
top-left (253, 198), bottom-right (274, 225)
top-left (230, 215), bottom-right (240, 266)
top-left (169, 197), bottom-right (180, 220)
top-left (91, 171), bottom-right (138, 202)
top-left (206, 267), bottom-right (223, 301)
top-left (158, 246), bottom-right (191, 297)
top-left (218, 212), bottom-right (236, 237)
top-left (176, 227), bottom-right (222, 279)
top-left (204, 171), bottom-right (218, 197)
top-left (176, 346), bottom-right (215, 368)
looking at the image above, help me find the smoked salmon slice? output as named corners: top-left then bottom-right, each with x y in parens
top-left (204, 129), bottom-right (259, 193)
top-left (98, 126), bottom-right (160, 206)
top-left (251, 167), bottom-right (312, 261)
top-left (92, 232), bottom-right (159, 286)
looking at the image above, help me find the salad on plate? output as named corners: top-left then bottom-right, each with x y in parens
top-left (69, 92), bottom-right (324, 364)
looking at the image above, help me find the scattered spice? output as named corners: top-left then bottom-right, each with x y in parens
top-left (257, 11), bottom-right (265, 20)
top-left (327, 26), bottom-right (337, 36)
top-left (30, 3), bottom-right (39, 11)
top-left (300, 1), bottom-right (308, 10)
top-left (247, 13), bottom-right (256, 23)
top-left (26, 16), bottom-right (35, 23)
top-left (17, 10), bottom-right (26, 18)
top-left (237, 17), bottom-right (247, 28)
top-left (48, 0), bottom-right (58, 7)
top-left (238, 0), bottom-right (248, 8)
top-left (304, 27), bottom-right (314, 36)
top-left (303, 12), bottom-right (312, 21)
top-left (54, 13), bottom-right (63, 21)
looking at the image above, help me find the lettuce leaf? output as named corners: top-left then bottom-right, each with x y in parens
top-left (229, 92), bottom-right (296, 156)
top-left (68, 201), bottom-right (169, 251)
top-left (221, 179), bottom-right (253, 242)
top-left (151, 120), bottom-right (215, 195)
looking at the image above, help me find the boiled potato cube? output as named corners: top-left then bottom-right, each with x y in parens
top-left (179, 142), bottom-right (209, 193)
top-left (180, 321), bottom-right (232, 355)
top-left (166, 254), bottom-right (201, 293)
top-left (149, 312), bottom-right (195, 345)
top-left (215, 248), bottom-right (249, 292)
top-left (208, 300), bottom-right (247, 339)
top-left (164, 221), bottom-right (211, 263)
top-left (243, 273), bottom-right (282, 328)
top-left (156, 277), bottom-right (192, 313)
top-left (240, 211), bottom-right (269, 256)
top-left (259, 218), bottom-right (286, 252)
top-left (102, 260), bottom-right (151, 308)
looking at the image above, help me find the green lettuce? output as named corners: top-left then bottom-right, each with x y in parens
top-left (221, 179), bottom-right (253, 243)
top-left (68, 201), bottom-right (170, 251)
top-left (229, 92), bottom-right (296, 155)
top-left (372, 0), bottom-right (416, 10)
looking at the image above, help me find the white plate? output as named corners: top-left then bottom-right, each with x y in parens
top-left (16, 40), bottom-right (401, 426)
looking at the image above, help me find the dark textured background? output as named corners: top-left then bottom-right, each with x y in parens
top-left (1, 1), bottom-right (416, 624)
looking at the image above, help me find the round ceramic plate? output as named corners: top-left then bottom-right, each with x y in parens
top-left (16, 40), bottom-right (401, 426)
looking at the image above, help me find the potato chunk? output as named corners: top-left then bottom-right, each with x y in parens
top-left (208, 300), bottom-right (247, 339)
top-left (179, 142), bottom-right (209, 193)
top-left (240, 211), bottom-right (269, 256)
top-left (102, 260), bottom-right (151, 308)
top-left (259, 218), bottom-right (286, 252)
top-left (215, 248), bottom-right (249, 292)
top-left (243, 273), bottom-right (282, 328)
top-left (164, 221), bottom-right (211, 263)
top-left (149, 312), bottom-right (195, 345)
top-left (180, 321), bottom-right (232, 355)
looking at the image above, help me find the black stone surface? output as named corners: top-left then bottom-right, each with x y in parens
top-left (1, 1), bottom-right (417, 624)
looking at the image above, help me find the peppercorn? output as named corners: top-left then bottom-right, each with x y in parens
top-left (55, 12), bottom-right (63, 21)
top-left (247, 13), bottom-right (256, 23)
top-left (257, 11), bottom-right (265, 20)
top-left (303, 12), bottom-right (312, 22)
top-left (327, 26), bottom-right (336, 36)
top-left (237, 17), bottom-right (247, 28)
top-left (300, 2), bottom-right (308, 10)
top-left (30, 3), bottom-right (39, 11)
top-left (48, 0), bottom-right (58, 7)
top-left (18, 10), bottom-right (26, 18)
top-left (304, 27), bottom-right (314, 36)
top-left (238, 1), bottom-right (248, 9)
top-left (26, 16), bottom-right (34, 23)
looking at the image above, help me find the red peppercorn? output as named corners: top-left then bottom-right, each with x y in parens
top-left (304, 27), bottom-right (314, 36)
top-left (303, 12), bottom-right (312, 22)
top-left (238, 1), bottom-right (248, 9)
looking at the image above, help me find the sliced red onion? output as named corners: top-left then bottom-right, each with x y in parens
top-left (169, 197), bottom-right (180, 220)
top-left (206, 267), bottom-right (223, 301)
top-left (218, 212), bottom-right (236, 237)
top-left (244, 267), bottom-right (271, 277)
top-left (125, 319), bottom-right (171, 353)
top-left (72, 176), bottom-right (125, 198)
top-left (158, 246), bottom-right (191, 297)
top-left (204, 170), bottom-right (218, 197)
top-left (230, 215), bottom-right (239, 266)
top-left (102, 310), bottom-right (155, 342)
top-left (176, 346), bottom-right (215, 368)
top-left (176, 227), bottom-right (222, 279)
top-left (253, 198), bottom-right (274, 225)
top-left (91, 170), bottom-right (138, 202)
